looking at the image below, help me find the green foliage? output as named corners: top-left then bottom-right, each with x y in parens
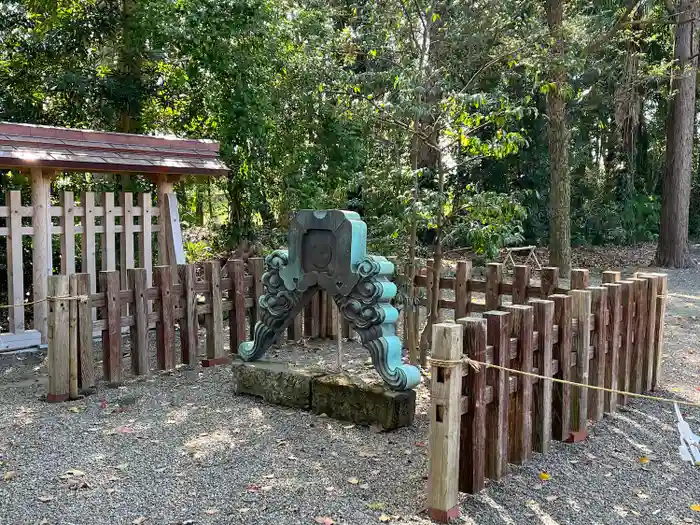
top-left (444, 190), bottom-right (527, 259)
top-left (184, 240), bottom-right (212, 264)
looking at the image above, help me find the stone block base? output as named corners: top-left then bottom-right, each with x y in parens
top-left (231, 359), bottom-right (415, 430)
top-left (311, 374), bottom-right (415, 430)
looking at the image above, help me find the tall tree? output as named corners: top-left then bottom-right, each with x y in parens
top-left (546, 0), bottom-right (571, 274)
top-left (656, 0), bottom-right (697, 267)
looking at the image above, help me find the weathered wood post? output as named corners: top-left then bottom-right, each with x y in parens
top-left (47, 275), bottom-right (70, 402)
top-left (32, 167), bottom-right (52, 343)
top-left (569, 289), bottom-right (591, 441)
top-left (427, 322), bottom-right (463, 523)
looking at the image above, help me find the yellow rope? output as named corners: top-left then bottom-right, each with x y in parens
top-left (0, 295), bottom-right (89, 309)
top-left (428, 357), bottom-right (700, 409)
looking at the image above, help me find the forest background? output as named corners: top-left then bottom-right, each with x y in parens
top-left (1, 0), bottom-right (699, 286)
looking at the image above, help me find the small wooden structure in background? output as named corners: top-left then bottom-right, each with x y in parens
top-left (0, 122), bottom-right (228, 351)
top-left (425, 266), bottom-right (668, 522)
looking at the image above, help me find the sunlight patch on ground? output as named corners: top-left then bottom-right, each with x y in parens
top-left (477, 494), bottom-right (516, 525)
top-left (183, 429), bottom-right (240, 460)
top-left (526, 499), bottom-right (561, 525)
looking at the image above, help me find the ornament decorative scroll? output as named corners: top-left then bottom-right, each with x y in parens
top-left (238, 210), bottom-right (421, 391)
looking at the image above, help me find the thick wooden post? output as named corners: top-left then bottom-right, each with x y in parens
top-left (602, 271), bottom-right (621, 283)
top-left (229, 259), bottom-right (246, 352)
top-left (652, 274), bottom-right (668, 391)
top-left (504, 304), bottom-right (534, 464)
top-left (603, 282), bottom-right (621, 413)
top-left (102, 192), bottom-right (116, 271)
top-left (541, 267), bottom-right (560, 298)
top-left (570, 269), bottom-right (589, 290)
top-left (128, 268), bottom-right (150, 376)
top-left (154, 265), bottom-right (175, 371)
top-left (202, 261), bottom-right (228, 367)
top-left (551, 294), bottom-right (572, 441)
top-left (32, 168), bottom-right (52, 343)
top-left (156, 175), bottom-right (175, 266)
top-left (61, 191), bottom-right (76, 275)
top-left (617, 281), bottom-right (635, 405)
top-left (486, 263), bottom-right (503, 310)
top-left (455, 261), bottom-right (471, 319)
top-left (426, 323), bottom-right (462, 523)
top-left (570, 289), bottom-right (591, 439)
top-left (531, 299), bottom-right (554, 453)
top-left (120, 193), bottom-right (135, 295)
top-left (512, 265), bottom-right (531, 305)
top-left (80, 192), bottom-right (97, 297)
top-left (47, 275), bottom-right (70, 402)
top-left (457, 317), bottom-right (486, 494)
top-left (630, 277), bottom-right (648, 393)
top-left (68, 274), bottom-right (79, 400)
top-left (75, 273), bottom-right (95, 391)
top-left (178, 264), bottom-right (198, 365)
top-left (484, 310), bottom-right (510, 479)
top-left (588, 287), bottom-right (607, 421)
top-left (638, 274), bottom-right (659, 391)
top-left (139, 193), bottom-right (153, 286)
top-left (100, 270), bottom-right (122, 385)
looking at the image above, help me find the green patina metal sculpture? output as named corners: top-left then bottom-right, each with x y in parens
top-left (238, 210), bottom-right (421, 391)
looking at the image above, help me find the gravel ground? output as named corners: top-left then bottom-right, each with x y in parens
top-left (1, 246), bottom-right (700, 525)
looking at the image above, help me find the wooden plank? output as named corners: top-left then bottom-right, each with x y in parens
top-left (617, 281), bottom-right (635, 405)
top-left (638, 274), bottom-right (658, 391)
top-left (320, 290), bottom-right (328, 338)
top-left (504, 304), bottom-right (534, 465)
top-left (229, 259), bottom-right (247, 353)
top-left (178, 264), bottom-right (198, 365)
top-left (304, 300), bottom-right (313, 337)
top-left (512, 265), bottom-right (531, 305)
top-left (570, 269), bottom-right (589, 290)
top-left (68, 274), bottom-right (79, 400)
top-left (6, 190), bottom-right (24, 332)
top-left (570, 289), bottom-right (591, 434)
top-left (81, 192), bottom-right (97, 297)
top-left (486, 263), bottom-right (503, 310)
top-left (541, 267), bottom-right (560, 298)
top-left (455, 260), bottom-right (471, 318)
top-left (31, 169), bottom-right (51, 343)
top-left (551, 294), bottom-right (572, 441)
top-left (61, 191), bottom-right (76, 275)
top-left (138, 193), bottom-right (153, 287)
top-left (128, 268), bottom-right (150, 376)
top-left (154, 265), bottom-right (175, 371)
top-left (47, 275), bottom-right (70, 402)
top-left (202, 261), bottom-right (226, 366)
top-left (484, 310), bottom-right (510, 480)
top-left (652, 274), bottom-right (668, 391)
top-left (588, 287), bottom-right (607, 421)
top-left (164, 192), bottom-right (186, 266)
top-left (457, 317), bottom-right (486, 494)
top-left (100, 270), bottom-right (122, 385)
top-left (603, 283), bottom-right (621, 413)
top-left (75, 273), bottom-right (95, 391)
top-left (630, 277), bottom-right (648, 393)
top-left (102, 192), bottom-right (116, 271)
top-left (311, 291), bottom-right (321, 338)
top-left (602, 271), bottom-right (621, 283)
top-left (531, 299), bottom-right (554, 453)
top-left (426, 323), bottom-right (463, 522)
top-left (120, 193), bottom-right (135, 297)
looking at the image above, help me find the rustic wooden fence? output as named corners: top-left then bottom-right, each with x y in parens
top-left (0, 189), bottom-right (183, 351)
top-left (425, 267), bottom-right (668, 522)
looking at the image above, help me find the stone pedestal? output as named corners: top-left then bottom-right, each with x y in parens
top-left (231, 359), bottom-right (415, 430)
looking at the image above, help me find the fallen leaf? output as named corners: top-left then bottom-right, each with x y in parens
top-left (358, 451), bottom-right (375, 458)
top-left (3, 471), bottom-right (16, 481)
top-left (347, 477), bottom-right (360, 485)
top-left (132, 518), bottom-right (148, 525)
top-left (115, 463), bottom-right (128, 471)
top-left (639, 456), bottom-right (649, 464)
top-left (652, 509), bottom-right (661, 515)
top-left (545, 495), bottom-right (559, 502)
top-left (246, 484), bottom-right (261, 492)
top-left (116, 426), bottom-right (134, 434)
top-left (367, 502), bottom-right (384, 510)
top-left (37, 495), bottom-right (54, 503)
top-left (238, 508), bottom-right (250, 513)
top-left (636, 493), bottom-right (650, 499)
top-left (691, 504), bottom-right (700, 512)
top-left (325, 486), bottom-right (335, 492)
top-left (287, 455), bottom-right (298, 461)
top-left (314, 517), bottom-right (336, 525)
top-left (684, 519), bottom-right (694, 523)
top-left (360, 483), bottom-right (370, 490)
top-left (261, 486), bottom-right (273, 492)
top-left (263, 474), bottom-right (274, 479)
top-left (68, 406), bottom-right (85, 413)
top-left (204, 509), bottom-right (218, 515)
top-left (539, 472), bottom-right (551, 481)
top-left (378, 514), bottom-right (392, 522)
top-left (343, 424), bottom-right (356, 429)
top-left (415, 441), bottom-right (426, 447)
top-left (106, 488), bottom-right (116, 494)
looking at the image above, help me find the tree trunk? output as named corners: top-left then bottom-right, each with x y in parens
top-left (195, 185), bottom-right (205, 226)
top-left (546, 0), bottom-right (571, 275)
top-left (656, 0), bottom-right (697, 268)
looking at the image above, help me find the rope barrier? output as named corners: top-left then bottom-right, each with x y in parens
top-left (0, 295), bottom-right (89, 309)
top-left (428, 357), bottom-right (700, 409)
